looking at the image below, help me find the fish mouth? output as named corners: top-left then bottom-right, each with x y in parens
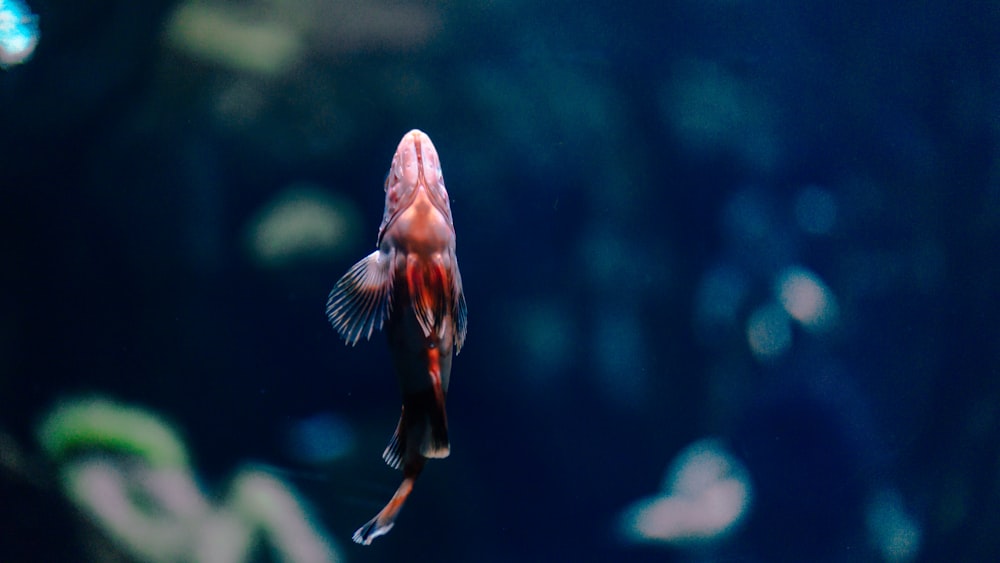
top-left (396, 134), bottom-right (450, 214)
top-left (411, 133), bottom-right (453, 218)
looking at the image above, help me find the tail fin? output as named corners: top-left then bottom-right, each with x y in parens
top-left (404, 387), bottom-right (449, 459)
top-left (382, 395), bottom-right (449, 469)
top-left (352, 462), bottom-right (424, 545)
top-left (382, 413), bottom-right (404, 470)
top-left (421, 399), bottom-right (450, 458)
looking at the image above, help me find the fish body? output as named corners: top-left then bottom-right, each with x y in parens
top-left (327, 129), bottom-right (466, 545)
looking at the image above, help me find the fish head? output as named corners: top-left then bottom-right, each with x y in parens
top-left (379, 130), bottom-right (453, 238)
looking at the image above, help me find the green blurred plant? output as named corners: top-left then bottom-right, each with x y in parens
top-left (36, 397), bottom-right (342, 563)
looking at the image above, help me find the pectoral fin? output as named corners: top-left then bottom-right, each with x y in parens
top-left (327, 250), bottom-right (393, 345)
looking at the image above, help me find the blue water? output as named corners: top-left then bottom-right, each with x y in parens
top-left (1, 1), bottom-right (998, 561)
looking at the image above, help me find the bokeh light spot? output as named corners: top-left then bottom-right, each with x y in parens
top-left (620, 439), bottom-right (752, 545)
top-left (0, 0), bottom-right (39, 68)
top-left (746, 303), bottom-right (792, 361)
top-left (866, 489), bottom-right (922, 562)
top-left (775, 266), bottom-right (838, 331)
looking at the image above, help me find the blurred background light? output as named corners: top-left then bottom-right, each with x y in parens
top-left (620, 438), bottom-right (751, 545)
top-left (866, 488), bottom-right (922, 563)
top-left (0, 0), bottom-right (38, 69)
top-left (746, 303), bottom-right (792, 361)
top-left (775, 266), bottom-right (838, 331)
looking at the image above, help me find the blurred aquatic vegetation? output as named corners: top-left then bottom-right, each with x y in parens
top-left (39, 398), bottom-right (190, 468)
top-left (156, 0), bottom-right (446, 163)
top-left (243, 183), bottom-right (362, 270)
top-left (164, 1), bottom-right (307, 76)
top-left (36, 397), bottom-right (343, 563)
top-left (165, 0), bottom-right (443, 66)
top-left (301, 0), bottom-right (442, 57)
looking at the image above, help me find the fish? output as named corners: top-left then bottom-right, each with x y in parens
top-left (326, 129), bottom-right (467, 545)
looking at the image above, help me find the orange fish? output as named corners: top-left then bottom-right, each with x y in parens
top-left (327, 129), bottom-right (467, 545)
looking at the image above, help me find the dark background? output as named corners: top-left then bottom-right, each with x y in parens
top-left (2, 1), bottom-right (999, 561)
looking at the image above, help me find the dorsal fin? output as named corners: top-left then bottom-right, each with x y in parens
top-left (326, 250), bottom-right (393, 345)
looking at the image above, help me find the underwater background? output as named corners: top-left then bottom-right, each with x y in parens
top-left (2, 1), bottom-right (999, 561)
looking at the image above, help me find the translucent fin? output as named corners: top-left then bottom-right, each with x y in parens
top-left (407, 385), bottom-right (449, 459)
top-left (352, 465), bottom-right (423, 545)
top-left (353, 514), bottom-right (395, 546)
top-left (326, 250), bottom-right (393, 345)
top-left (452, 260), bottom-right (468, 353)
top-left (420, 415), bottom-right (450, 459)
top-left (382, 412), bottom-right (404, 471)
